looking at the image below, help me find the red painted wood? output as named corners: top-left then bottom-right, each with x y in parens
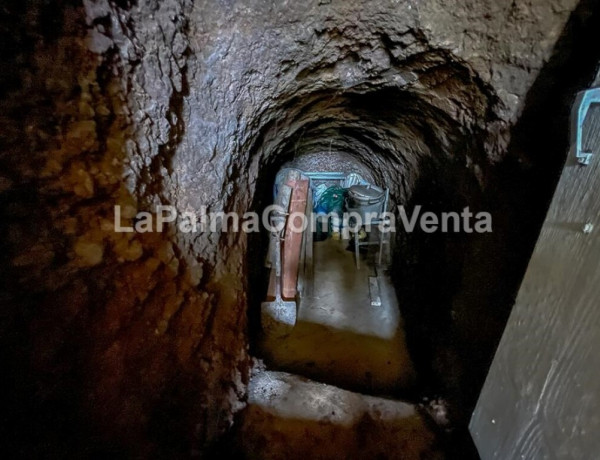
top-left (282, 179), bottom-right (309, 299)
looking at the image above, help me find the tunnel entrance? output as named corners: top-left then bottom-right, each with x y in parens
top-left (240, 80), bottom-right (499, 458)
top-left (241, 145), bottom-right (482, 458)
top-left (256, 162), bottom-right (416, 395)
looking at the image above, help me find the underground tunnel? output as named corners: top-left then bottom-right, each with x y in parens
top-left (2, 0), bottom-right (600, 458)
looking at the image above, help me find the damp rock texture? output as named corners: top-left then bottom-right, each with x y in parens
top-left (0, 0), bottom-right (594, 456)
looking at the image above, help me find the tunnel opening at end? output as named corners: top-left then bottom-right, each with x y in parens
top-left (256, 159), bottom-right (417, 396)
top-left (243, 81), bottom-right (500, 440)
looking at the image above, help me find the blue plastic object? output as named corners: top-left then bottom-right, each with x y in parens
top-left (573, 87), bottom-right (600, 165)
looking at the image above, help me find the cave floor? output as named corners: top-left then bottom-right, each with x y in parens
top-left (259, 236), bottom-right (416, 394)
top-left (240, 237), bottom-right (450, 458)
top-left (235, 370), bottom-right (443, 460)
top-left (238, 236), bottom-right (440, 459)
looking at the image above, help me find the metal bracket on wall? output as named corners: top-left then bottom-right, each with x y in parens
top-left (573, 87), bottom-right (600, 165)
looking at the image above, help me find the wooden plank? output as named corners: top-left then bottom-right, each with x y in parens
top-left (266, 184), bottom-right (293, 299)
top-left (304, 190), bottom-right (314, 298)
top-left (282, 179), bottom-right (308, 299)
top-left (297, 203), bottom-right (308, 296)
top-left (265, 185), bottom-right (292, 268)
top-left (266, 203), bottom-right (310, 302)
top-left (470, 152), bottom-right (600, 458)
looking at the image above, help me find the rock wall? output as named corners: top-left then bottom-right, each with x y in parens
top-left (1, 1), bottom-right (247, 456)
top-left (1, 0), bottom-right (592, 456)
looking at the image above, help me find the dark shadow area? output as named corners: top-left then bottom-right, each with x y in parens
top-left (466, 0), bottom-right (600, 412)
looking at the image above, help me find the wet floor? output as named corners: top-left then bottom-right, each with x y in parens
top-left (259, 237), bottom-right (416, 394)
top-left (237, 234), bottom-right (445, 459)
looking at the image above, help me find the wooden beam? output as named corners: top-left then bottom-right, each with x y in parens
top-left (282, 179), bottom-right (309, 299)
